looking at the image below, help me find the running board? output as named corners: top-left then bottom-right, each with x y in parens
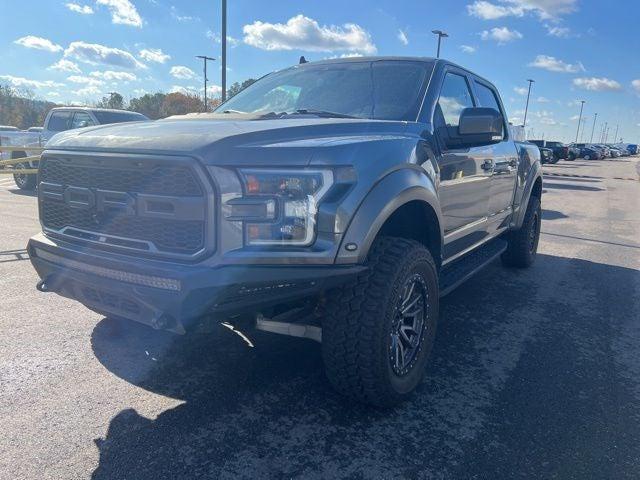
top-left (440, 238), bottom-right (507, 297)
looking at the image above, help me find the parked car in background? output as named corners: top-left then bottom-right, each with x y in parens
top-left (531, 140), bottom-right (568, 162)
top-left (0, 125), bottom-right (20, 132)
top-left (626, 144), bottom-right (638, 155)
top-left (569, 143), bottom-right (601, 160)
top-left (529, 140), bottom-right (558, 164)
top-left (0, 107), bottom-right (149, 190)
top-left (540, 147), bottom-right (555, 164)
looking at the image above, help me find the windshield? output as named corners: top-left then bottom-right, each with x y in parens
top-left (217, 60), bottom-right (433, 121)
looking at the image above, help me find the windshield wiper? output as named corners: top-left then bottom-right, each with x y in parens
top-left (221, 109), bottom-right (246, 114)
top-left (292, 109), bottom-right (358, 119)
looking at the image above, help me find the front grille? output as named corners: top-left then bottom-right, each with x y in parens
top-left (39, 156), bottom-right (208, 257)
top-left (40, 160), bottom-right (202, 196)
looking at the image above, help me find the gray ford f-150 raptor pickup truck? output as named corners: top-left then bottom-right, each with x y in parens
top-left (28, 57), bottom-right (542, 407)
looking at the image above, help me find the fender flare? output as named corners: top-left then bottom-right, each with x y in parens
top-left (512, 161), bottom-right (543, 230)
top-left (335, 168), bottom-right (443, 265)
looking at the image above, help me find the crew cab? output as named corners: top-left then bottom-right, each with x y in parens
top-left (0, 107), bottom-right (148, 190)
top-left (28, 57), bottom-right (542, 407)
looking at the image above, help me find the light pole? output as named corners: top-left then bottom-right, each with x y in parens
top-left (579, 117), bottom-right (587, 142)
top-left (613, 124), bottom-right (619, 143)
top-left (196, 55), bottom-right (216, 111)
top-left (522, 79), bottom-right (535, 128)
top-left (221, 0), bottom-right (227, 102)
top-left (590, 112), bottom-right (598, 144)
top-left (575, 100), bottom-right (585, 143)
top-left (431, 30), bottom-right (449, 58)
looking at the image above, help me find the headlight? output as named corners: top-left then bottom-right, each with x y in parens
top-left (233, 169), bottom-right (333, 246)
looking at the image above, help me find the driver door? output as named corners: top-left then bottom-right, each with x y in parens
top-left (434, 69), bottom-right (492, 261)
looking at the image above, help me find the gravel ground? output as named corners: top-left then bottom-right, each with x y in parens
top-left (0, 158), bottom-right (639, 479)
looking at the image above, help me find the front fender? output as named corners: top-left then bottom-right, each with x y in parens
top-left (335, 167), bottom-right (443, 264)
top-left (512, 160), bottom-right (542, 229)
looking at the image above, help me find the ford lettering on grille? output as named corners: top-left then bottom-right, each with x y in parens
top-left (38, 157), bottom-right (208, 257)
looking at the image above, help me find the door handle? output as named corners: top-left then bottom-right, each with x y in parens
top-left (481, 159), bottom-right (494, 170)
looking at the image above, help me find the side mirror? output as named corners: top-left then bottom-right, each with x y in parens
top-left (446, 107), bottom-right (504, 148)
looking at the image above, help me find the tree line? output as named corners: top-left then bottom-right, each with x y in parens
top-left (0, 79), bottom-right (256, 129)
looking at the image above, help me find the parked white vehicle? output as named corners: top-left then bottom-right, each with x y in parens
top-left (0, 107), bottom-right (149, 189)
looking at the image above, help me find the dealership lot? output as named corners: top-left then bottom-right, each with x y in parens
top-left (1, 158), bottom-right (639, 479)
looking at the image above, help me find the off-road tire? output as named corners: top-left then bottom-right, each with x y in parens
top-left (322, 237), bottom-right (439, 407)
top-left (501, 196), bottom-right (541, 268)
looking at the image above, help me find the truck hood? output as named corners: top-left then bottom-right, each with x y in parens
top-left (44, 116), bottom-right (416, 166)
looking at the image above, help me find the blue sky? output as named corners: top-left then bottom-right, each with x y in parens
top-left (1, 0), bottom-right (639, 142)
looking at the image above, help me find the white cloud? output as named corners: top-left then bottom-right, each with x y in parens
top-left (537, 96), bottom-right (550, 103)
top-left (170, 66), bottom-right (197, 80)
top-left (460, 44), bottom-right (477, 53)
top-left (545, 24), bottom-right (571, 37)
top-left (514, 86), bottom-right (528, 95)
top-left (138, 48), bottom-right (170, 63)
top-left (242, 14), bottom-right (377, 54)
top-left (631, 79), bottom-right (640, 94)
top-left (0, 75), bottom-right (65, 89)
top-left (170, 85), bottom-right (199, 94)
top-left (170, 6), bottom-right (198, 22)
top-left (14, 35), bottom-right (63, 53)
top-left (573, 77), bottom-right (622, 92)
top-left (206, 30), bottom-right (240, 47)
top-left (529, 55), bottom-right (584, 73)
top-left (90, 70), bottom-right (137, 81)
top-left (46, 92), bottom-right (61, 97)
top-left (467, 0), bottom-right (577, 21)
top-left (48, 59), bottom-right (82, 73)
top-left (468, 1), bottom-right (523, 19)
top-left (397, 29), bottom-right (409, 46)
top-left (73, 85), bottom-right (102, 97)
top-left (570, 114), bottom-right (580, 121)
top-left (66, 3), bottom-right (94, 14)
top-left (96, 0), bottom-right (142, 27)
top-left (480, 27), bottom-right (523, 44)
top-left (65, 41), bottom-right (146, 69)
top-left (67, 75), bottom-right (105, 87)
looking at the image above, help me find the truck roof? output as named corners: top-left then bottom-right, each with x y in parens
top-left (49, 106), bottom-right (136, 114)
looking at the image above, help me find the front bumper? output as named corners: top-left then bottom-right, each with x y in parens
top-left (28, 233), bottom-right (365, 333)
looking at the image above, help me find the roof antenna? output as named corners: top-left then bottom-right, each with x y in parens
top-left (299, 56), bottom-right (308, 64)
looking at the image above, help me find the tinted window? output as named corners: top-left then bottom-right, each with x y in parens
top-left (92, 111), bottom-right (148, 124)
top-left (70, 112), bottom-right (94, 129)
top-left (47, 111), bottom-right (72, 132)
top-left (218, 61), bottom-right (432, 121)
top-left (474, 81), bottom-right (505, 137)
top-left (437, 73), bottom-right (474, 127)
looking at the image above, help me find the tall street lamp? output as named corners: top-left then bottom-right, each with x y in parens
top-left (575, 100), bottom-right (585, 143)
top-left (431, 30), bottom-right (449, 58)
top-left (196, 55), bottom-right (216, 111)
top-left (590, 113), bottom-right (598, 144)
top-left (221, 0), bottom-right (227, 102)
top-left (522, 79), bottom-right (535, 129)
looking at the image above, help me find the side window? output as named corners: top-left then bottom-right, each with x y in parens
top-left (474, 81), bottom-right (505, 137)
top-left (70, 112), bottom-right (95, 129)
top-left (437, 73), bottom-right (474, 128)
top-left (47, 111), bottom-right (72, 132)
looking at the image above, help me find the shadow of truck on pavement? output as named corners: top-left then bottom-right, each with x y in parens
top-left (90, 254), bottom-right (640, 480)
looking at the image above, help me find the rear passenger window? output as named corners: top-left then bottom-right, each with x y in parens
top-left (437, 73), bottom-right (474, 127)
top-left (47, 112), bottom-right (72, 132)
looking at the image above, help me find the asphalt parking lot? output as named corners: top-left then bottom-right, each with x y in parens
top-left (1, 158), bottom-right (639, 480)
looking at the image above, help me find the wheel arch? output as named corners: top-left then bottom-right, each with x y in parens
top-left (335, 168), bottom-right (443, 267)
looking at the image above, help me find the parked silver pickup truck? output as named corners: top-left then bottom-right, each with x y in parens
top-left (0, 107), bottom-right (148, 189)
